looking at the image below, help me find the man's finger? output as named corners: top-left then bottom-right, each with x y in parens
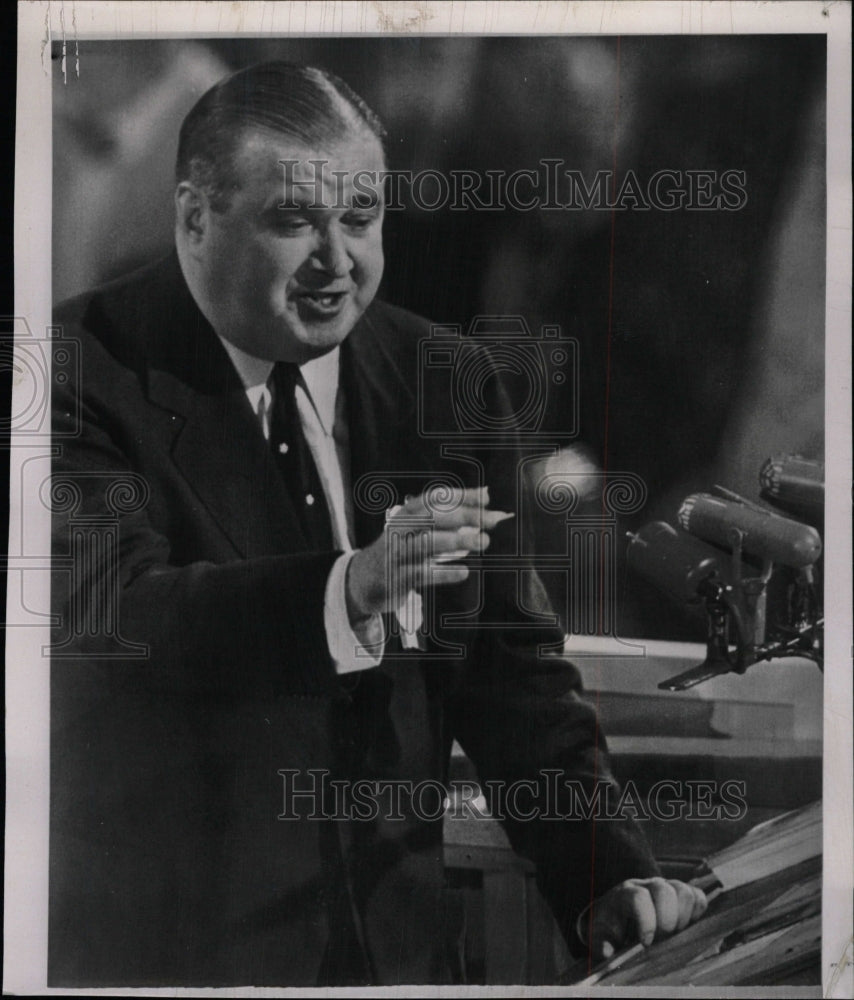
top-left (398, 487), bottom-right (514, 526)
top-left (620, 883), bottom-right (658, 947)
top-left (402, 486), bottom-right (489, 515)
top-left (390, 528), bottom-right (490, 560)
top-left (411, 507), bottom-right (514, 531)
top-left (391, 503), bottom-right (482, 529)
top-left (423, 563), bottom-right (469, 586)
top-left (589, 882), bottom-right (658, 956)
top-left (443, 526), bottom-right (490, 552)
top-left (689, 884), bottom-right (709, 922)
top-left (670, 880), bottom-right (701, 932)
top-left (587, 907), bottom-right (626, 962)
top-left (643, 878), bottom-right (679, 936)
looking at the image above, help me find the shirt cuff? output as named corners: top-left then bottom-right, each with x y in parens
top-left (325, 551), bottom-right (385, 674)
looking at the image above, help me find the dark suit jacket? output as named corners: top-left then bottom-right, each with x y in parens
top-left (49, 253), bottom-right (657, 987)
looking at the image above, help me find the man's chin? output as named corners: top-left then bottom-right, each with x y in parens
top-left (292, 313), bottom-right (361, 358)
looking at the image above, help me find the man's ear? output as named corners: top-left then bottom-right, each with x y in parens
top-left (175, 182), bottom-right (209, 251)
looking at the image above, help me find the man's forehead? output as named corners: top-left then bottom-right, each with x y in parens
top-left (234, 128), bottom-right (386, 192)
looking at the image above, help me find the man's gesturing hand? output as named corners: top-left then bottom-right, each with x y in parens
top-left (345, 486), bottom-right (513, 621)
top-left (584, 877), bottom-right (708, 961)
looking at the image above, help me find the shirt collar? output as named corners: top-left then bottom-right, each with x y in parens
top-left (216, 335), bottom-right (340, 435)
top-left (299, 348), bottom-right (340, 435)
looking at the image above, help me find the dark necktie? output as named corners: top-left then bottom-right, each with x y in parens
top-left (268, 362), bottom-right (334, 551)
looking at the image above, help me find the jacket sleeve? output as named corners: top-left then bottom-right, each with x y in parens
top-left (441, 359), bottom-right (659, 951)
top-left (448, 619), bottom-right (660, 953)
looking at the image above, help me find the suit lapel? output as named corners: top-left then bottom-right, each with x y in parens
top-left (141, 254), bottom-right (309, 558)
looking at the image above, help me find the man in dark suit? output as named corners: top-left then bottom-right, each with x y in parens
top-left (50, 61), bottom-right (706, 987)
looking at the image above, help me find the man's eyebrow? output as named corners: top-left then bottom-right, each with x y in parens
top-left (268, 191), bottom-right (385, 214)
top-left (274, 186), bottom-right (319, 205)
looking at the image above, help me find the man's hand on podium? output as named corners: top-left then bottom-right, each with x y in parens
top-left (584, 877), bottom-right (709, 960)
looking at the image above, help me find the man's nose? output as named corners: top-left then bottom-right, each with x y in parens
top-left (311, 226), bottom-right (352, 278)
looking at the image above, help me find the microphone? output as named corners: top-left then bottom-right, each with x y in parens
top-left (626, 521), bottom-right (734, 604)
top-left (678, 493), bottom-right (822, 569)
top-left (759, 455), bottom-right (824, 521)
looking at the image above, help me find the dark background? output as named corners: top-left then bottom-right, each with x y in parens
top-left (51, 36), bottom-right (826, 640)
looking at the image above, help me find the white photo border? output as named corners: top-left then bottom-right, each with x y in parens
top-left (9, 2), bottom-right (852, 996)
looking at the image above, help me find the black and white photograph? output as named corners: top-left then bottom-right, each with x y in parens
top-left (6, 1), bottom-right (852, 995)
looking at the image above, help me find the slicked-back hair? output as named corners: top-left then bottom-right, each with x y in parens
top-left (175, 61), bottom-right (387, 212)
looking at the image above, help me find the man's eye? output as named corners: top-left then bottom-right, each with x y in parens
top-left (274, 214), bottom-right (312, 233)
top-left (343, 213), bottom-right (379, 231)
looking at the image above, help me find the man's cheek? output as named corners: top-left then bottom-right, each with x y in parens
top-left (267, 274), bottom-right (295, 313)
top-left (360, 249), bottom-right (384, 299)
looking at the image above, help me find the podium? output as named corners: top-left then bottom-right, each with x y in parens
top-left (443, 640), bottom-right (822, 985)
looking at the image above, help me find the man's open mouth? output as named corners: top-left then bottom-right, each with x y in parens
top-left (294, 290), bottom-right (349, 317)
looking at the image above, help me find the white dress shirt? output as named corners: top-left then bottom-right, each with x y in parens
top-left (217, 336), bottom-right (385, 675)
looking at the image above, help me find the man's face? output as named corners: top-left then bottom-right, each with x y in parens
top-left (197, 128), bottom-right (386, 362)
